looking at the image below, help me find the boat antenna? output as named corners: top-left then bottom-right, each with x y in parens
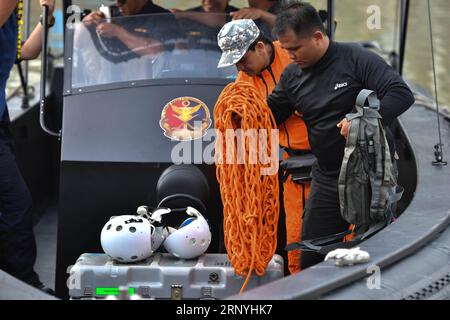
top-left (427, 0), bottom-right (446, 166)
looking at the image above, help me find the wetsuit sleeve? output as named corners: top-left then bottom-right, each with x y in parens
top-left (354, 48), bottom-right (415, 123)
top-left (267, 71), bottom-right (295, 125)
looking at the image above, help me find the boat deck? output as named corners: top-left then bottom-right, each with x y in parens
top-left (29, 101), bottom-right (450, 298)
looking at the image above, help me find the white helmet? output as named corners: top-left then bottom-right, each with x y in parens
top-left (137, 206), bottom-right (171, 252)
top-left (163, 207), bottom-right (211, 259)
top-left (151, 226), bottom-right (168, 252)
top-left (100, 215), bottom-right (154, 263)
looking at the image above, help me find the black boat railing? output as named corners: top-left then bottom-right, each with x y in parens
top-left (40, 4), bottom-right (61, 137)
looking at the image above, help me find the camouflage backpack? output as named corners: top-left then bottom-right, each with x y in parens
top-left (338, 89), bottom-right (403, 228)
top-left (285, 89), bottom-right (404, 255)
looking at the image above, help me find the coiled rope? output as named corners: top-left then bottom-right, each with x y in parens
top-left (214, 81), bottom-right (280, 293)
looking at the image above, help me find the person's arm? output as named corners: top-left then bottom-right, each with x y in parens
top-left (230, 8), bottom-right (276, 28)
top-left (258, 11), bottom-right (276, 28)
top-left (338, 46), bottom-right (415, 138)
top-left (355, 47), bottom-right (415, 122)
top-left (267, 71), bottom-right (295, 125)
top-left (170, 9), bottom-right (227, 28)
top-left (82, 10), bottom-right (104, 26)
top-left (0, 0), bottom-right (19, 27)
top-left (95, 22), bottom-right (164, 56)
top-left (20, 0), bottom-right (55, 60)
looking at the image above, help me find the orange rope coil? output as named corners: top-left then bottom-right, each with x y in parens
top-left (214, 81), bottom-right (280, 293)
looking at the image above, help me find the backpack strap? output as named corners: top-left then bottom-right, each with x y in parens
top-left (338, 115), bottom-right (361, 216)
top-left (357, 90), bottom-right (386, 221)
top-left (370, 116), bottom-right (398, 220)
top-left (370, 120), bottom-right (386, 220)
top-left (285, 229), bottom-right (353, 253)
top-left (316, 220), bottom-right (387, 255)
top-left (356, 89), bottom-right (382, 120)
top-left (285, 219), bottom-right (388, 255)
top-left (356, 89), bottom-right (380, 110)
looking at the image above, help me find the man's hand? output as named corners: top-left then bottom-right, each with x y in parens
top-left (83, 11), bottom-right (104, 26)
top-left (96, 22), bottom-right (119, 38)
top-left (40, 0), bottom-right (55, 16)
top-left (230, 8), bottom-right (264, 20)
top-left (337, 118), bottom-right (350, 139)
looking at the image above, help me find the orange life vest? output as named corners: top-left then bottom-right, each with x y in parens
top-left (236, 41), bottom-right (310, 151)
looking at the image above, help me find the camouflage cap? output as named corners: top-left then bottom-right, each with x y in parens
top-left (217, 19), bottom-right (260, 68)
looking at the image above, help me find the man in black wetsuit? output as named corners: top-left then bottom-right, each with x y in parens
top-left (267, 3), bottom-right (415, 269)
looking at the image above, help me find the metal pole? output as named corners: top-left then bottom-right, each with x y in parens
top-left (24, 0), bottom-right (31, 87)
top-left (327, 0), bottom-right (335, 40)
top-left (398, 0), bottom-right (410, 75)
top-left (63, 0), bottom-right (72, 29)
top-left (40, 5), bottom-right (61, 137)
top-left (16, 62), bottom-right (29, 109)
top-left (427, 0), bottom-right (447, 166)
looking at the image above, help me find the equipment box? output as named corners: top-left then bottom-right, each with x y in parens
top-left (68, 253), bottom-right (284, 299)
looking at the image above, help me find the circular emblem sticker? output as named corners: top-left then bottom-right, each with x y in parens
top-left (160, 97), bottom-right (212, 141)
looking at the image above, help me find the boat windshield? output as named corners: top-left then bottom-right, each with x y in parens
top-left (71, 12), bottom-right (237, 88)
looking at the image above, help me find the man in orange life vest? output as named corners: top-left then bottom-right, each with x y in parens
top-left (217, 19), bottom-right (310, 274)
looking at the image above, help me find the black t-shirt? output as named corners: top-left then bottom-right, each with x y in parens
top-left (113, 1), bottom-right (181, 44)
top-left (86, 0), bottom-right (182, 63)
top-left (180, 5), bottom-right (239, 50)
top-left (267, 41), bottom-right (415, 171)
top-left (188, 5), bottom-right (239, 14)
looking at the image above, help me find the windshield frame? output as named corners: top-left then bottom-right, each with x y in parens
top-left (63, 12), bottom-right (237, 96)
